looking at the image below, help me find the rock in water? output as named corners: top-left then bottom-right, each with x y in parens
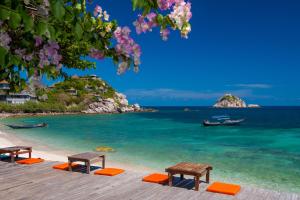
top-left (214, 94), bottom-right (247, 108)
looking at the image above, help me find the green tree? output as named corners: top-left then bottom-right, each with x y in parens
top-left (0, 0), bottom-right (192, 91)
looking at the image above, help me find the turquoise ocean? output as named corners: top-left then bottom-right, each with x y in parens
top-left (1, 107), bottom-right (300, 193)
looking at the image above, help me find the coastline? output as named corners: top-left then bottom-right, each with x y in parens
top-left (0, 127), bottom-right (155, 174)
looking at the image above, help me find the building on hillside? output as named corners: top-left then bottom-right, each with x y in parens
top-left (66, 88), bottom-right (77, 96)
top-left (0, 80), bottom-right (37, 104)
top-left (0, 80), bottom-right (10, 90)
top-left (0, 91), bottom-right (37, 104)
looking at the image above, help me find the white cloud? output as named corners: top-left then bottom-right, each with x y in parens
top-left (229, 83), bottom-right (272, 89)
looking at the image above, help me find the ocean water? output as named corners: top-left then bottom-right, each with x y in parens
top-left (1, 107), bottom-right (300, 193)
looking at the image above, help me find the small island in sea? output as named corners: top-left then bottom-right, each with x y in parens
top-left (213, 94), bottom-right (261, 108)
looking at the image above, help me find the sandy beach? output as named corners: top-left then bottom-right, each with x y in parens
top-left (0, 127), bottom-right (155, 174)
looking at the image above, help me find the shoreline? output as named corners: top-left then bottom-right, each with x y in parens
top-left (0, 128), bottom-right (156, 174)
top-left (0, 109), bottom-right (158, 119)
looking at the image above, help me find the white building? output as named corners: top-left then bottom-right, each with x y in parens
top-left (0, 81), bottom-right (37, 104)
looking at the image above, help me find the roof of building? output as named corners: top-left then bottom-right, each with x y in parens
top-left (0, 80), bottom-right (9, 84)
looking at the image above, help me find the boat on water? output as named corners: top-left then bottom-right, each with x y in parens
top-left (203, 119), bottom-right (244, 127)
top-left (6, 123), bottom-right (47, 129)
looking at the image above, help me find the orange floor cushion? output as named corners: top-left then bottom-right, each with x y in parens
top-left (206, 182), bottom-right (241, 195)
top-left (52, 163), bottom-right (79, 170)
top-left (142, 173), bottom-right (169, 184)
top-left (16, 158), bottom-right (44, 165)
top-left (94, 168), bottom-right (124, 176)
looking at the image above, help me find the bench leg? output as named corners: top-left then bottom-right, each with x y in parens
top-left (195, 176), bottom-right (200, 191)
top-left (206, 170), bottom-right (210, 183)
top-left (68, 161), bottom-right (73, 172)
top-left (102, 155), bottom-right (105, 169)
top-left (86, 162), bottom-right (90, 174)
top-left (29, 151), bottom-right (32, 158)
top-left (180, 174), bottom-right (184, 180)
top-left (168, 173), bottom-right (173, 187)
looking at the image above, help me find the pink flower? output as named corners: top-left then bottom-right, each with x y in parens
top-left (93, 5), bottom-right (102, 17)
top-left (133, 13), bottom-right (157, 34)
top-left (160, 28), bottom-right (170, 41)
top-left (114, 26), bottom-right (141, 74)
top-left (89, 48), bottom-right (104, 60)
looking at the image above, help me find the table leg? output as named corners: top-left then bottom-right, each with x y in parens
top-left (102, 155), bottom-right (105, 169)
top-left (180, 174), bottom-right (184, 180)
top-left (29, 150), bottom-right (32, 158)
top-left (195, 176), bottom-right (200, 191)
top-left (86, 161), bottom-right (91, 174)
top-left (206, 170), bottom-right (210, 183)
top-left (168, 173), bottom-right (173, 187)
top-left (10, 153), bottom-right (14, 163)
top-left (68, 160), bottom-right (73, 172)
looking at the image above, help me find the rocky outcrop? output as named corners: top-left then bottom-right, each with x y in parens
top-left (83, 92), bottom-right (143, 114)
top-left (213, 94), bottom-right (247, 108)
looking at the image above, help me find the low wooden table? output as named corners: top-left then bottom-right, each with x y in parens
top-left (68, 152), bottom-right (105, 174)
top-left (165, 162), bottom-right (213, 191)
top-left (0, 146), bottom-right (32, 162)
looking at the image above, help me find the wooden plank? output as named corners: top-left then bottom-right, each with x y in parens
top-left (0, 161), bottom-right (299, 200)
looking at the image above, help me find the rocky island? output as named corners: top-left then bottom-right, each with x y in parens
top-left (213, 94), bottom-right (260, 108)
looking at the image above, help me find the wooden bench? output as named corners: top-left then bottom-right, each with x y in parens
top-left (0, 146), bottom-right (32, 162)
top-left (68, 152), bottom-right (105, 174)
top-left (165, 162), bottom-right (213, 191)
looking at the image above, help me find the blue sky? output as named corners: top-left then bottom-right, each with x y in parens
top-left (49, 0), bottom-right (300, 106)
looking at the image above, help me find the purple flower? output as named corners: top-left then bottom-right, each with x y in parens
top-left (34, 36), bottom-right (43, 47)
top-left (0, 32), bottom-right (12, 50)
top-left (38, 41), bottom-right (62, 68)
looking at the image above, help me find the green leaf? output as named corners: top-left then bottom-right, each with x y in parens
top-left (52, 0), bottom-right (65, 20)
top-left (0, 47), bottom-right (7, 66)
top-left (75, 22), bottom-right (83, 40)
top-left (48, 25), bottom-right (56, 39)
top-left (0, 7), bottom-right (10, 20)
top-left (36, 21), bottom-right (48, 36)
top-left (9, 54), bottom-right (20, 66)
top-left (8, 12), bottom-right (21, 29)
top-left (23, 14), bottom-right (34, 32)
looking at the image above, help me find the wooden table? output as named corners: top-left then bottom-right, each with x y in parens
top-left (0, 146), bottom-right (32, 162)
top-left (165, 162), bottom-right (213, 191)
top-left (68, 152), bottom-right (105, 174)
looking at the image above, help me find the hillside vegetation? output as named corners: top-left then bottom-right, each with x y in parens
top-left (0, 76), bottom-right (118, 113)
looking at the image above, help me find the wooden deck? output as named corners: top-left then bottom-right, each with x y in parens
top-left (0, 160), bottom-right (299, 200)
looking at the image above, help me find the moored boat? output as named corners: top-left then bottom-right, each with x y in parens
top-left (6, 123), bottom-right (47, 129)
top-left (203, 119), bottom-right (244, 126)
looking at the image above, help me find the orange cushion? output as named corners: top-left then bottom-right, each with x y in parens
top-left (142, 173), bottom-right (169, 184)
top-left (52, 163), bottom-right (79, 170)
top-left (206, 182), bottom-right (241, 195)
top-left (94, 168), bottom-right (124, 176)
top-left (16, 158), bottom-right (44, 165)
